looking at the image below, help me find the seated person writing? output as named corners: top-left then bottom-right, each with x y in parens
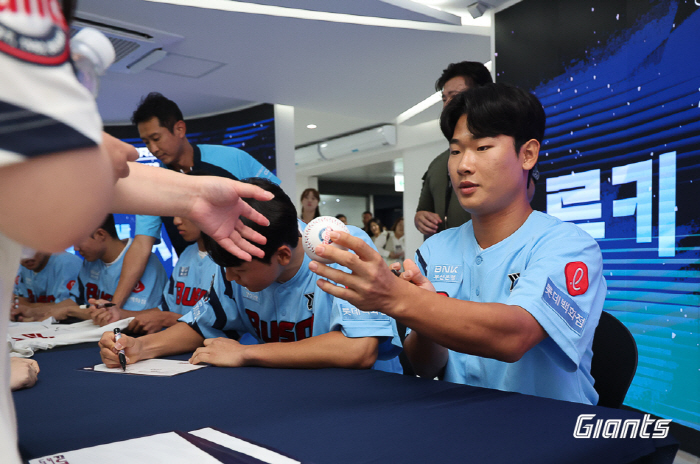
top-left (99, 179), bottom-right (402, 373)
top-left (92, 214), bottom-right (218, 334)
top-left (308, 83), bottom-right (606, 404)
top-left (22, 215), bottom-right (167, 322)
top-left (11, 250), bottom-right (82, 321)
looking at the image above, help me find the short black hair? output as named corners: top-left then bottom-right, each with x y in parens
top-left (131, 92), bottom-right (184, 133)
top-left (440, 83), bottom-right (546, 154)
top-left (98, 214), bottom-right (119, 239)
top-left (435, 61), bottom-right (493, 92)
top-left (202, 178), bottom-right (299, 267)
top-left (335, 214), bottom-right (347, 220)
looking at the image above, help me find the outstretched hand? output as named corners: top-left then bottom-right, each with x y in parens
top-left (307, 231), bottom-right (409, 315)
top-left (187, 177), bottom-right (274, 261)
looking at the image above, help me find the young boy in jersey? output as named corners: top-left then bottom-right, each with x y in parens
top-left (51, 214), bottom-right (167, 321)
top-left (91, 214), bottom-right (219, 334)
top-left (99, 179), bottom-right (403, 373)
top-left (309, 83), bottom-right (606, 404)
top-left (11, 250), bottom-right (82, 321)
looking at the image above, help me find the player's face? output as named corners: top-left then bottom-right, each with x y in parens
top-left (74, 235), bottom-right (103, 262)
top-left (20, 252), bottom-right (50, 271)
top-left (173, 216), bottom-right (201, 242)
top-left (447, 115), bottom-right (532, 218)
top-left (137, 117), bottom-right (185, 166)
top-left (442, 76), bottom-right (469, 108)
top-left (225, 259), bottom-right (280, 293)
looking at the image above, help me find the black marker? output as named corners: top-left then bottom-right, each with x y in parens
top-left (391, 269), bottom-right (401, 277)
top-left (113, 328), bottom-right (127, 371)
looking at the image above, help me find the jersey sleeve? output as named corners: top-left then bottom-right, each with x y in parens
top-left (325, 226), bottom-right (402, 360)
top-left (234, 149), bottom-right (280, 184)
top-left (13, 271), bottom-right (27, 297)
top-left (0, 9), bottom-right (102, 164)
top-left (178, 268), bottom-right (246, 339)
top-left (506, 224), bottom-right (606, 370)
top-left (159, 276), bottom-right (176, 312)
top-left (48, 254), bottom-right (82, 302)
top-left (134, 215), bottom-right (163, 239)
top-left (122, 254), bottom-right (167, 311)
top-left (69, 271), bottom-right (87, 305)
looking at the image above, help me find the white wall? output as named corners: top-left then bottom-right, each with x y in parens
top-left (274, 104), bottom-right (296, 200)
top-left (295, 118), bottom-right (447, 261)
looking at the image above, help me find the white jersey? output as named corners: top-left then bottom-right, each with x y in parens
top-left (1, 2), bottom-right (103, 462)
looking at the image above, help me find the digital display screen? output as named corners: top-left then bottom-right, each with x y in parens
top-left (496, 0), bottom-right (699, 430)
top-left (105, 104), bottom-right (276, 276)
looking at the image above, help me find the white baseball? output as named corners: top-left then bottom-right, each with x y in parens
top-left (302, 216), bottom-right (349, 264)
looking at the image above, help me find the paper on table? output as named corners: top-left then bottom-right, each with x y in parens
top-left (28, 431), bottom-right (224, 464)
top-left (88, 358), bottom-right (207, 377)
top-left (190, 428), bottom-right (301, 464)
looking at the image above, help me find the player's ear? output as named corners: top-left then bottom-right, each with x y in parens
top-left (520, 139), bottom-right (539, 171)
top-left (275, 245), bottom-right (292, 266)
top-left (173, 120), bottom-right (186, 139)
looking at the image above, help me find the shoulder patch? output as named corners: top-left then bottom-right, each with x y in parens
top-left (565, 262), bottom-right (589, 296)
top-left (542, 278), bottom-right (588, 335)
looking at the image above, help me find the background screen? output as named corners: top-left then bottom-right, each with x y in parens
top-left (496, 0), bottom-right (699, 431)
top-left (105, 103), bottom-right (276, 276)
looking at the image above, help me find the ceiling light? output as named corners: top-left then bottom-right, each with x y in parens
top-left (307, 124), bottom-right (317, 129)
top-left (395, 91), bottom-right (442, 125)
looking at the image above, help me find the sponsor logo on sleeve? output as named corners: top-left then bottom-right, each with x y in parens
top-left (429, 264), bottom-right (462, 283)
top-left (565, 262), bottom-right (589, 296)
top-left (339, 304), bottom-right (390, 321)
top-left (132, 281), bottom-right (145, 293)
top-left (542, 278), bottom-right (588, 335)
top-left (14, 275), bottom-right (19, 285)
top-left (66, 279), bottom-right (76, 290)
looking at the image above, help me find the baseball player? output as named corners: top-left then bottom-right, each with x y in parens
top-left (59, 214), bottom-right (166, 321)
top-left (93, 214), bottom-right (219, 334)
top-left (99, 179), bottom-right (403, 374)
top-left (12, 251), bottom-right (82, 320)
top-left (309, 83), bottom-right (606, 404)
top-left (111, 92), bottom-right (281, 308)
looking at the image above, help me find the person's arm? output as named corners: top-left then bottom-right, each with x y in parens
top-left (0, 146), bottom-right (114, 252)
top-left (307, 231), bottom-right (547, 363)
top-left (11, 298), bottom-right (87, 322)
top-left (414, 167), bottom-right (442, 237)
top-left (110, 162), bottom-right (273, 261)
top-left (111, 235), bottom-right (156, 308)
top-left (98, 321), bottom-right (204, 368)
top-left (127, 309), bottom-right (182, 334)
top-left (189, 331), bottom-right (380, 369)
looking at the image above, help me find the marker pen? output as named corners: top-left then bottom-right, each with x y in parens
top-left (113, 328), bottom-right (127, 371)
top-left (79, 302), bottom-right (116, 309)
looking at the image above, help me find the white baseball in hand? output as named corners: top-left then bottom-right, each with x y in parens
top-left (302, 216), bottom-right (349, 264)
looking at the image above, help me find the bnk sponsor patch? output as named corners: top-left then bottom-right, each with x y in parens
top-left (542, 278), bottom-right (588, 335)
top-left (429, 264), bottom-right (462, 283)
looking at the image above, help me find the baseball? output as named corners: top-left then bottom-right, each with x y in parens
top-left (302, 216), bottom-right (349, 264)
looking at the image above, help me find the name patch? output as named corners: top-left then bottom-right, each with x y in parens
top-left (340, 305), bottom-right (390, 321)
top-left (542, 278), bottom-right (588, 335)
top-left (178, 266), bottom-right (190, 277)
top-left (429, 264), bottom-right (462, 283)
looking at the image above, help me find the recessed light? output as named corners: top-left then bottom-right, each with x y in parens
top-left (307, 124), bottom-right (317, 129)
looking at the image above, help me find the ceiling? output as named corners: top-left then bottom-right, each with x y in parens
top-left (80, 0), bottom-right (517, 183)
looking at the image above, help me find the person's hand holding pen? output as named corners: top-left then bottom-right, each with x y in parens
top-left (98, 330), bottom-right (140, 369)
top-left (87, 298), bottom-right (122, 326)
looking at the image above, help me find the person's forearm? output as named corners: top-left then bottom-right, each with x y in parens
top-left (242, 332), bottom-right (379, 369)
top-left (404, 331), bottom-right (449, 378)
top-left (0, 147), bottom-right (113, 252)
top-left (111, 236), bottom-right (154, 307)
top-left (138, 322), bottom-right (205, 361)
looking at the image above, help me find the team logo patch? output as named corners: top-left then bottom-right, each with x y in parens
top-left (508, 273), bottom-right (520, 292)
top-left (304, 293), bottom-right (314, 312)
top-left (0, 2), bottom-right (70, 65)
top-left (565, 262), bottom-right (589, 296)
top-left (340, 305), bottom-right (390, 321)
top-left (429, 264), bottom-right (462, 283)
top-left (318, 227), bottom-right (334, 245)
top-left (67, 279), bottom-right (76, 290)
top-left (133, 281), bottom-right (145, 293)
top-left (178, 266), bottom-right (190, 277)
top-left (542, 278), bottom-right (587, 335)
top-left (14, 275), bottom-right (19, 285)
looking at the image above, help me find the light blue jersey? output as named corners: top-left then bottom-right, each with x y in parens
top-left (180, 225), bottom-right (403, 373)
top-left (14, 253), bottom-right (82, 303)
top-left (135, 144), bottom-right (280, 238)
top-left (70, 239), bottom-right (167, 311)
top-left (414, 211), bottom-right (606, 404)
top-left (160, 243), bottom-right (218, 316)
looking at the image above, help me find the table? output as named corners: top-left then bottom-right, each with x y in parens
top-left (13, 345), bottom-right (678, 463)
